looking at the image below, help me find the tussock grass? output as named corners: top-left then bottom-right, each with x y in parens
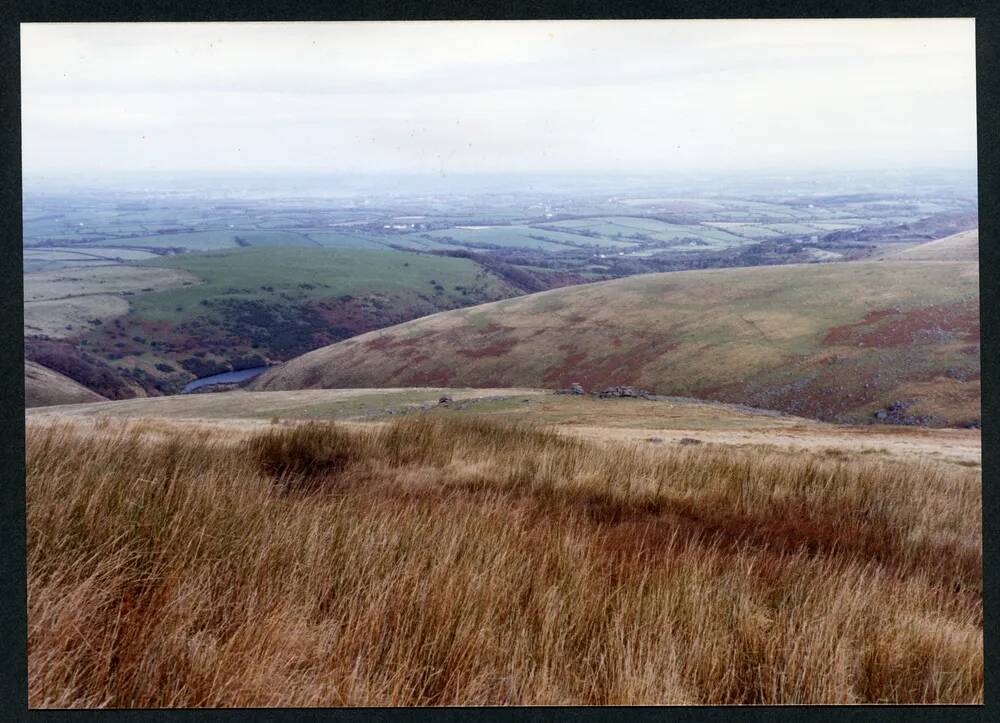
top-left (28, 416), bottom-right (981, 706)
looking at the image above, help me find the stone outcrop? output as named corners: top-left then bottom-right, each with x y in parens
top-left (594, 386), bottom-right (655, 399)
top-left (871, 400), bottom-right (934, 426)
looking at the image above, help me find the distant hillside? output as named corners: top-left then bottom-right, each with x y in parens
top-left (24, 247), bottom-right (523, 395)
top-left (24, 360), bottom-right (107, 408)
top-left (256, 249), bottom-right (980, 426)
top-left (878, 228), bottom-right (979, 262)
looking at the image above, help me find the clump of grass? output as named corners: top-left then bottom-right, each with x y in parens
top-left (27, 416), bottom-right (982, 707)
top-left (247, 421), bottom-right (363, 489)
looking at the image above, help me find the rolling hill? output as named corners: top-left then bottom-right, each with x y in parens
top-left (255, 232), bottom-right (980, 426)
top-left (24, 360), bottom-right (108, 408)
top-left (878, 228), bottom-right (979, 262)
top-left (24, 246), bottom-right (523, 395)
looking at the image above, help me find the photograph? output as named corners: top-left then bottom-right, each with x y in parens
top-left (20, 18), bottom-right (982, 706)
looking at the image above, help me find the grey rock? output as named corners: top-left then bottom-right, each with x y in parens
top-left (595, 385), bottom-right (653, 399)
top-left (871, 399), bottom-right (934, 427)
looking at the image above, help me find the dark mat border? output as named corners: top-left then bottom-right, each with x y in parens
top-left (1, 2), bottom-right (996, 721)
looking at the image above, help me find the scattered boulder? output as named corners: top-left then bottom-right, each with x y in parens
top-left (679, 438), bottom-right (703, 445)
top-left (595, 385), bottom-right (654, 399)
top-left (645, 437), bottom-right (664, 444)
top-left (555, 382), bottom-right (587, 395)
top-left (870, 400), bottom-right (934, 426)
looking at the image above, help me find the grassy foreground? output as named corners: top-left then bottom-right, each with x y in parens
top-left (28, 415), bottom-right (981, 706)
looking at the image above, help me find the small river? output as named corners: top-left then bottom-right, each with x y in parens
top-left (181, 366), bottom-right (271, 394)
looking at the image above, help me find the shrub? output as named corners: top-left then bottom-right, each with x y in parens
top-left (179, 357), bottom-right (229, 378)
top-left (231, 353), bottom-right (267, 371)
top-left (23, 338), bottom-right (140, 399)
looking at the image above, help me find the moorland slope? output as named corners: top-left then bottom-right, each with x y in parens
top-left (256, 233), bottom-right (980, 426)
top-left (878, 228), bottom-right (979, 262)
top-left (24, 360), bottom-right (107, 408)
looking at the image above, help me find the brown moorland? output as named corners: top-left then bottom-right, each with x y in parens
top-left (255, 232), bottom-right (979, 426)
top-left (28, 414), bottom-right (981, 706)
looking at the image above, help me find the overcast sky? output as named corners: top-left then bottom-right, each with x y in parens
top-left (20, 19), bottom-right (977, 179)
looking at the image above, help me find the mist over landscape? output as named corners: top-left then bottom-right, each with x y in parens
top-left (21, 19), bottom-right (983, 708)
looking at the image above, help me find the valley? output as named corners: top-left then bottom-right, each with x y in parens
top-left (21, 174), bottom-right (984, 707)
top-left (22, 176), bottom-right (979, 407)
top-left (24, 247), bottom-right (520, 398)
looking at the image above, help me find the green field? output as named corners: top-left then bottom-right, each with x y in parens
top-left (301, 232), bottom-right (389, 249)
top-left (24, 264), bottom-right (199, 304)
top-left (422, 225), bottom-right (608, 250)
top-left (23, 265), bottom-right (201, 338)
top-left (229, 230), bottom-right (318, 247)
top-left (26, 246), bottom-right (523, 393)
top-left (23, 246), bottom-right (161, 273)
top-left (128, 246), bottom-right (509, 323)
top-left (23, 257), bottom-right (113, 274)
top-left (529, 216), bottom-right (756, 249)
top-left (702, 223), bottom-right (786, 239)
top-left (92, 228), bottom-right (386, 250)
top-left (33, 226), bottom-right (410, 263)
top-left (92, 230), bottom-right (246, 250)
top-left (42, 247), bottom-right (161, 261)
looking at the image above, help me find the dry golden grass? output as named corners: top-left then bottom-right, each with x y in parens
top-left (253, 258), bottom-right (980, 426)
top-left (27, 415), bottom-right (982, 707)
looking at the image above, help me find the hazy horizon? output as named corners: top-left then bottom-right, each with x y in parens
top-left (21, 167), bottom-right (979, 202)
top-left (21, 19), bottom-right (977, 182)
